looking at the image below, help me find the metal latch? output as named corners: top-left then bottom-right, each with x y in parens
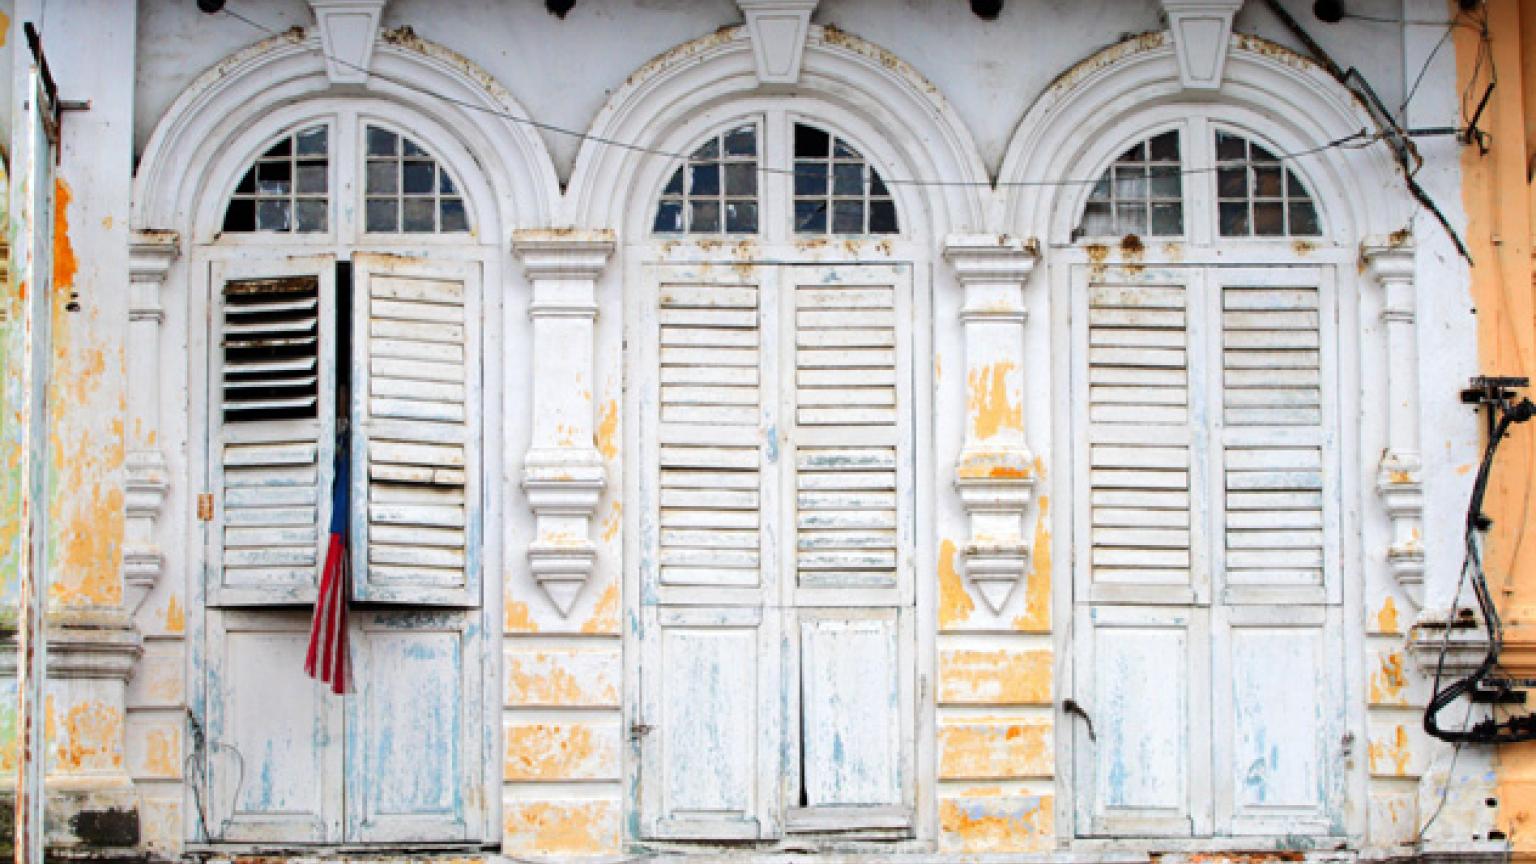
top-left (197, 493), bottom-right (214, 522)
top-left (629, 723), bottom-right (654, 741)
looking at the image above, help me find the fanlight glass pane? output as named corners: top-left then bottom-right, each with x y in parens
top-left (1214, 130), bottom-right (1322, 237)
top-left (363, 126), bottom-right (471, 233)
top-left (223, 126), bottom-right (330, 234)
top-left (1076, 130), bottom-right (1183, 239)
top-left (792, 124), bottom-right (899, 235)
top-left (654, 124), bottom-right (760, 234)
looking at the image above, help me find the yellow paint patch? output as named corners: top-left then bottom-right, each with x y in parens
top-left (595, 399), bottom-right (619, 461)
top-left (939, 720), bottom-right (1052, 779)
top-left (580, 581), bottom-right (619, 635)
top-left (602, 500), bottom-right (622, 543)
top-left (939, 793), bottom-right (1053, 853)
top-left (0, 11), bottom-right (9, 47)
top-left (142, 726), bottom-right (180, 778)
top-left (505, 598), bottom-right (539, 633)
top-left (939, 648), bottom-right (1052, 704)
top-left (1368, 724), bottom-right (1412, 776)
top-left (938, 538), bottom-right (974, 629)
top-left (968, 361), bottom-right (1022, 441)
top-left (1377, 596), bottom-right (1400, 634)
top-left (1368, 650), bottom-right (1408, 705)
top-left (504, 721), bottom-right (619, 781)
top-left (1013, 491), bottom-right (1051, 632)
top-left (163, 595), bottom-right (185, 634)
top-left (57, 700), bottom-right (123, 772)
top-left (503, 799), bottom-right (620, 856)
top-left (506, 650), bottom-right (620, 708)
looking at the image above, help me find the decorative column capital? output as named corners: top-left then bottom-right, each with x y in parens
top-left (1159, 0), bottom-right (1243, 90)
top-left (128, 230), bottom-right (178, 321)
top-left (1361, 235), bottom-right (1416, 283)
top-left (943, 234), bottom-right (1040, 285)
top-left (513, 228), bottom-right (617, 282)
top-left (737, 0), bottom-right (818, 85)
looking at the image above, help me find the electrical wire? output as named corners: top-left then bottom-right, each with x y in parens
top-left (219, 4), bottom-right (1389, 191)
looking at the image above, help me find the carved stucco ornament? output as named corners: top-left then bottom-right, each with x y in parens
top-left (736, 0), bottom-right (819, 85)
top-left (1159, 0), bottom-right (1244, 90)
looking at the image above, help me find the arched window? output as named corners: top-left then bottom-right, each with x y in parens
top-left (653, 123), bottom-right (760, 234)
top-left (791, 123), bottom-right (898, 235)
top-left (363, 125), bottom-right (470, 233)
top-left (1076, 130), bottom-right (1183, 239)
top-left (220, 122), bottom-right (473, 236)
top-left (1214, 129), bottom-right (1321, 237)
top-left (650, 121), bottom-right (900, 236)
top-left (222, 125), bottom-right (330, 234)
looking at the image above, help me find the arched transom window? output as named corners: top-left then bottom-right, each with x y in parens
top-left (652, 118), bottom-right (900, 237)
top-left (221, 119), bottom-right (473, 237)
top-left (1074, 127), bottom-right (1322, 241)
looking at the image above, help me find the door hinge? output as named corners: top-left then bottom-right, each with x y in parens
top-left (197, 493), bottom-right (214, 522)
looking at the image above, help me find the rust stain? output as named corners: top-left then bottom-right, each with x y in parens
top-left (968, 361), bottom-right (1022, 441)
top-left (1119, 234), bottom-right (1145, 276)
top-left (1186, 854), bottom-right (1305, 864)
top-left (580, 581), bottom-right (619, 635)
top-left (52, 179), bottom-right (77, 293)
top-left (504, 722), bottom-right (617, 781)
top-left (938, 538), bottom-right (974, 629)
top-left (1369, 650), bottom-right (1408, 705)
top-left (505, 598), bottom-right (539, 633)
top-left (1377, 596), bottom-right (1401, 634)
top-left (1085, 242), bottom-right (1110, 279)
top-left (595, 399), bottom-right (619, 461)
top-left (1292, 239), bottom-right (1317, 255)
top-left (939, 648), bottom-right (1052, 704)
top-left (1046, 31), bottom-right (1166, 97)
top-left (1014, 490), bottom-right (1052, 632)
top-left (503, 800), bottom-right (619, 856)
top-left (0, 11), bottom-right (9, 47)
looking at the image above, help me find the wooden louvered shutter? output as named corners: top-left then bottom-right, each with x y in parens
top-left (1080, 278), bottom-right (1205, 606)
top-left (208, 259), bottom-right (336, 606)
top-left (349, 254), bottom-right (481, 606)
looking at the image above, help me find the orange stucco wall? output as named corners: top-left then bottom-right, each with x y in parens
top-left (1460, 0), bottom-right (1536, 855)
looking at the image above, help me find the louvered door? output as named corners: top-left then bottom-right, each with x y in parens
top-left (208, 258), bottom-right (336, 606)
top-left (349, 254), bottom-right (482, 606)
top-left (1072, 267), bottom-right (1210, 837)
top-left (1070, 264), bottom-right (1343, 840)
top-left (1210, 267), bottom-right (1343, 836)
top-left (636, 264), bottom-right (916, 840)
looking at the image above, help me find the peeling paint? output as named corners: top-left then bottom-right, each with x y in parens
top-left (162, 594), bottom-right (185, 634)
top-left (1013, 492), bottom-right (1051, 632)
top-left (1367, 724), bottom-right (1412, 776)
top-left (938, 538), bottom-right (974, 629)
top-left (939, 719), bottom-right (1051, 779)
top-left (1368, 651), bottom-right (1407, 705)
top-left (939, 647), bottom-right (1052, 704)
top-left (580, 581), bottom-right (619, 635)
top-left (57, 700), bottom-right (123, 772)
top-left (1376, 596), bottom-right (1400, 634)
top-left (503, 799), bottom-right (619, 856)
top-left (939, 793), bottom-right (1053, 852)
top-left (505, 598), bottom-right (539, 633)
top-left (506, 650), bottom-right (619, 707)
top-left (595, 398), bottom-right (619, 460)
top-left (504, 721), bottom-right (619, 781)
top-left (968, 361), bottom-right (1022, 441)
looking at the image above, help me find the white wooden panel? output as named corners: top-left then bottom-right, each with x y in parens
top-left (345, 611), bottom-right (481, 842)
top-left (206, 611), bottom-right (340, 842)
top-left (350, 255), bottom-right (481, 606)
top-left (1076, 605), bottom-right (1208, 837)
top-left (797, 612), bottom-right (905, 811)
top-left (208, 261), bottom-right (336, 606)
top-left (641, 606), bottom-right (779, 839)
top-left (1214, 605), bottom-right (1342, 835)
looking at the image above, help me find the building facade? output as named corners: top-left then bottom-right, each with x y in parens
top-left (0, 0), bottom-right (1512, 860)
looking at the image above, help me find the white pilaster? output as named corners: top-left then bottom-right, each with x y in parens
top-left (125, 231), bottom-right (178, 605)
top-left (944, 235), bottom-right (1039, 613)
top-left (512, 229), bottom-right (616, 616)
top-left (1364, 239), bottom-right (1425, 608)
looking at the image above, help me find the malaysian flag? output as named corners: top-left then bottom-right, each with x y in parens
top-left (305, 443), bottom-right (350, 694)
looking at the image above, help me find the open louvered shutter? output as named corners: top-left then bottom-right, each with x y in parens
top-left (350, 254), bottom-right (481, 606)
top-left (1217, 273), bottom-right (1334, 605)
top-left (208, 259), bottom-right (336, 606)
top-left (1081, 277), bottom-right (1204, 606)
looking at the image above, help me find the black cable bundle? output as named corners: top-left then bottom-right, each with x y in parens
top-left (1424, 391), bottom-right (1536, 744)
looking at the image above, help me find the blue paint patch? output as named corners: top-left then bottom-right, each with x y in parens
top-left (765, 425), bottom-right (779, 463)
